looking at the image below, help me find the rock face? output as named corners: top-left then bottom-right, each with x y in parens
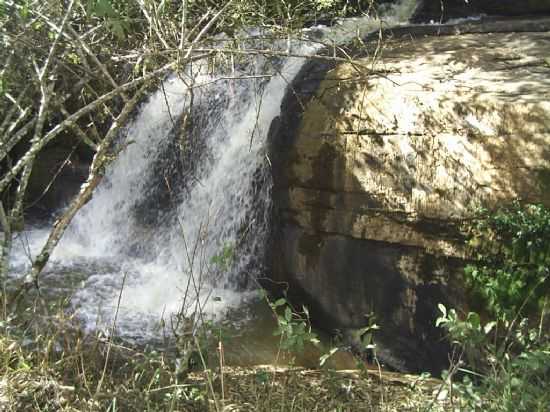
top-left (412, 0), bottom-right (550, 22)
top-left (268, 19), bottom-right (550, 372)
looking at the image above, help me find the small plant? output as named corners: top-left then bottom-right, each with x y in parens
top-left (210, 242), bottom-right (235, 272)
top-left (436, 303), bottom-right (550, 411)
top-left (269, 296), bottom-right (320, 356)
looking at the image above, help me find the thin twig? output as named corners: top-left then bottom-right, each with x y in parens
top-left (194, 335), bottom-right (220, 412)
top-left (0, 202), bottom-right (12, 314)
top-left (95, 272), bottom-right (127, 397)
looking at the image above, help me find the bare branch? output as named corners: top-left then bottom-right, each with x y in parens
top-left (38, 0), bottom-right (75, 82)
top-left (0, 201), bottom-right (11, 284)
top-left (0, 86), bottom-right (30, 138)
top-left (59, 105), bottom-right (98, 151)
top-left (0, 74), bottom-right (91, 165)
top-left (188, 1), bottom-right (233, 50)
top-left (179, 0), bottom-right (187, 50)
top-left (0, 118), bottom-right (37, 164)
top-left (0, 59), bottom-right (189, 194)
top-left (137, 0), bottom-right (170, 49)
top-left (23, 81), bottom-right (151, 287)
top-left (8, 1), bottom-right (77, 229)
top-left (66, 25), bottom-right (129, 103)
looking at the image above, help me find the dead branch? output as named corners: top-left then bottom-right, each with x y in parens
top-left (0, 201), bottom-right (11, 283)
top-left (23, 81), bottom-right (150, 288)
top-left (0, 58), bottom-right (191, 194)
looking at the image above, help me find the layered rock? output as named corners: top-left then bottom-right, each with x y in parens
top-left (412, 0), bottom-right (550, 22)
top-left (268, 19), bottom-right (550, 372)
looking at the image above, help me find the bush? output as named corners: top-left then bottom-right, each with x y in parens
top-left (465, 202), bottom-right (550, 319)
top-left (436, 202), bottom-right (550, 412)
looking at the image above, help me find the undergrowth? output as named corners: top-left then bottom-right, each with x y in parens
top-left (0, 293), bottom-right (447, 412)
top-left (436, 202), bottom-right (550, 412)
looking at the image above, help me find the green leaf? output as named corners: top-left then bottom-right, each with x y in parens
top-left (467, 312), bottom-right (481, 330)
top-left (284, 306), bottom-right (292, 322)
top-left (67, 52), bottom-right (80, 65)
top-left (108, 20), bottom-right (126, 40)
top-left (93, 0), bottom-right (118, 18)
top-left (273, 298), bottom-right (286, 308)
top-left (20, 0), bottom-right (29, 19)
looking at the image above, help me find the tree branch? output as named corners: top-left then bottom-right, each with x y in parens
top-left (0, 58), bottom-right (192, 194)
top-left (0, 201), bottom-right (11, 284)
top-left (23, 81), bottom-right (151, 288)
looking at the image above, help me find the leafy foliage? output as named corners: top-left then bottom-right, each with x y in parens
top-left (269, 296), bottom-right (320, 354)
top-left (210, 242), bottom-right (235, 271)
top-left (465, 202), bottom-right (550, 319)
top-left (437, 304), bottom-right (550, 412)
top-left (435, 203), bottom-right (550, 411)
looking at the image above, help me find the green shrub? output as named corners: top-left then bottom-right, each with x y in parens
top-left (436, 202), bottom-right (550, 411)
top-left (465, 202), bottom-right (550, 319)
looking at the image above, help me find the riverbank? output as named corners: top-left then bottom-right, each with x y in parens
top-left (0, 328), bottom-right (450, 411)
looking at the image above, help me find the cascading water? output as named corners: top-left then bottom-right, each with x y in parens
top-left (9, 0), bottom-right (417, 346)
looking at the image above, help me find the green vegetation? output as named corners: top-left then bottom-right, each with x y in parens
top-left (465, 202), bottom-right (550, 318)
top-left (436, 203), bottom-right (550, 412)
top-left (269, 295), bottom-right (320, 355)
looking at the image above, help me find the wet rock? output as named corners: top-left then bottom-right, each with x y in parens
top-left (268, 18), bottom-right (550, 373)
top-left (412, 0), bottom-right (550, 23)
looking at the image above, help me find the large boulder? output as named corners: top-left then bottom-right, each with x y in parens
top-left (268, 19), bottom-right (550, 372)
top-left (412, 0), bottom-right (550, 23)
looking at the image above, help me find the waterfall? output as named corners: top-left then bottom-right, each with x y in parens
top-left (9, 0), bottom-right (417, 341)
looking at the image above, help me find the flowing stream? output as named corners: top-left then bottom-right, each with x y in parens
top-left (9, 0), bottom-right (417, 363)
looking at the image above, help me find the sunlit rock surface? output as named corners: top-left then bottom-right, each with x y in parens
top-left (412, 0), bottom-right (550, 22)
top-left (269, 18), bottom-right (550, 372)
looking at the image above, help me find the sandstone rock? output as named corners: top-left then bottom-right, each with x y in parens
top-left (412, 0), bottom-right (550, 23)
top-left (268, 19), bottom-right (550, 372)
